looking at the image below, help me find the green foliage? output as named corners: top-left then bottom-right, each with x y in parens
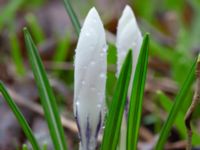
top-left (25, 14), bottom-right (45, 44)
top-left (0, 0), bottom-right (24, 31)
top-left (63, 0), bottom-right (81, 36)
top-left (156, 91), bottom-right (200, 145)
top-left (0, 82), bottom-right (41, 150)
top-left (9, 32), bottom-right (26, 76)
top-left (106, 44), bottom-right (117, 107)
top-left (53, 34), bottom-right (70, 62)
top-left (127, 34), bottom-right (149, 150)
top-left (156, 91), bottom-right (186, 138)
top-left (101, 50), bottom-right (132, 150)
top-left (155, 56), bottom-right (198, 150)
top-left (23, 28), bottom-right (68, 150)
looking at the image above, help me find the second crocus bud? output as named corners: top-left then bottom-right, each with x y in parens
top-left (116, 5), bottom-right (143, 81)
top-left (116, 5), bottom-right (143, 150)
top-left (74, 7), bottom-right (107, 150)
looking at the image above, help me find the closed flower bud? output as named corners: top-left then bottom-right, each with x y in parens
top-left (74, 7), bottom-right (107, 150)
top-left (116, 5), bottom-right (142, 79)
top-left (116, 5), bottom-right (143, 150)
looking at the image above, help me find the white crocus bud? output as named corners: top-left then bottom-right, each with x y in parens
top-left (74, 7), bottom-right (107, 150)
top-left (116, 5), bottom-right (143, 150)
top-left (116, 5), bottom-right (142, 80)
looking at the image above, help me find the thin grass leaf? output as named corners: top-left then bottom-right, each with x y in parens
top-left (127, 34), bottom-right (149, 150)
top-left (0, 0), bottom-right (24, 31)
top-left (156, 91), bottom-right (186, 138)
top-left (155, 55), bottom-right (198, 150)
top-left (25, 13), bottom-right (45, 44)
top-left (156, 91), bottom-right (200, 144)
top-left (53, 34), bottom-right (70, 62)
top-left (9, 32), bottom-right (26, 75)
top-left (101, 50), bottom-right (132, 150)
top-left (42, 143), bottom-right (47, 150)
top-left (0, 82), bottom-right (41, 150)
top-left (23, 27), bottom-right (67, 150)
top-left (63, 0), bottom-right (81, 36)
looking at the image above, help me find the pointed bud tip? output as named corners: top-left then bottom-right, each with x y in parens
top-left (124, 5), bottom-right (132, 13)
top-left (90, 7), bottom-right (98, 14)
top-left (122, 5), bottom-right (135, 18)
top-left (87, 7), bottom-right (100, 20)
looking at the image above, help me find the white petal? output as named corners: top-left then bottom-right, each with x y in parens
top-left (116, 5), bottom-right (142, 77)
top-left (74, 7), bottom-right (107, 150)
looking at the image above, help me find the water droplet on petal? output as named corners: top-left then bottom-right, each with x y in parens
top-left (100, 53), bottom-right (105, 57)
top-left (99, 73), bottom-right (106, 79)
top-left (85, 32), bottom-right (90, 37)
top-left (97, 104), bottom-right (101, 108)
top-left (81, 80), bottom-right (86, 85)
top-left (76, 101), bottom-right (80, 106)
top-left (93, 18), bottom-right (97, 23)
top-left (102, 45), bottom-right (108, 52)
top-left (90, 61), bottom-right (95, 66)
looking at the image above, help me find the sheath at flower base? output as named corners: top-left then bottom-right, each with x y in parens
top-left (74, 7), bottom-right (107, 150)
top-left (116, 5), bottom-right (143, 149)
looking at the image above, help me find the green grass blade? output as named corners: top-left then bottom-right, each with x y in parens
top-left (156, 91), bottom-right (200, 144)
top-left (156, 91), bottom-right (186, 138)
top-left (42, 143), bottom-right (47, 150)
top-left (9, 32), bottom-right (26, 76)
top-left (155, 56), bottom-right (198, 150)
top-left (127, 34), bottom-right (149, 150)
top-left (101, 50), bottom-right (132, 150)
top-left (0, 0), bottom-right (24, 31)
top-left (23, 27), bottom-right (67, 150)
top-left (63, 0), bottom-right (81, 36)
top-left (0, 82), bottom-right (41, 150)
top-left (25, 13), bottom-right (45, 44)
top-left (53, 34), bottom-right (70, 62)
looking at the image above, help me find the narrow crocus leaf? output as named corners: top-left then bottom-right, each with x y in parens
top-left (0, 82), bottom-right (41, 150)
top-left (155, 56), bottom-right (198, 150)
top-left (23, 28), bottom-right (68, 150)
top-left (101, 50), bottom-right (132, 150)
top-left (74, 7), bottom-right (107, 150)
top-left (116, 5), bottom-right (143, 149)
top-left (63, 0), bottom-right (81, 36)
top-left (127, 34), bottom-right (149, 150)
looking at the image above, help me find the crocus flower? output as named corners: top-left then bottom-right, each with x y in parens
top-left (116, 5), bottom-right (143, 149)
top-left (74, 7), bottom-right (107, 150)
top-left (116, 5), bottom-right (142, 82)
